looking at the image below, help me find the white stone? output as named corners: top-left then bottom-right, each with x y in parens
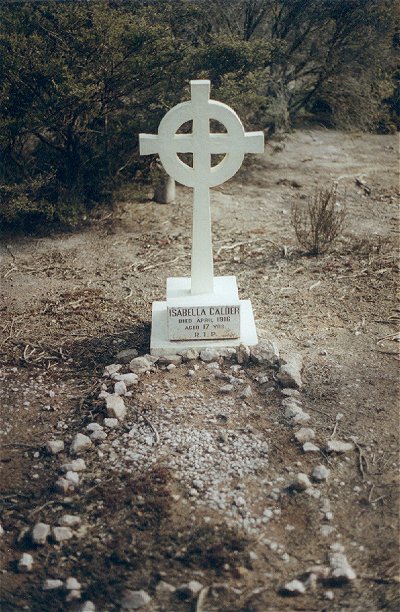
top-left (55, 477), bottom-right (73, 494)
top-left (303, 442), bottom-right (320, 452)
top-left (106, 395), bottom-right (127, 421)
top-left (293, 411), bottom-right (311, 424)
top-left (277, 354), bottom-right (303, 388)
top-left (53, 526), bottom-right (73, 542)
top-left (43, 579), bottom-right (64, 590)
top-left (103, 364), bottom-right (122, 376)
top-left (70, 433), bottom-right (92, 455)
top-left (200, 348), bottom-right (220, 362)
top-left (129, 356), bottom-right (153, 374)
top-left (32, 522), bottom-right (50, 545)
top-left (114, 380), bottom-right (127, 396)
top-left (179, 348), bottom-right (199, 361)
top-left (18, 552), bottom-right (34, 572)
top-left (0, 524), bottom-right (4, 537)
top-left (284, 403), bottom-right (304, 419)
top-left (112, 372), bottom-right (139, 386)
top-left (46, 440), bottom-right (65, 455)
top-left (250, 337), bottom-right (279, 366)
top-left (294, 428), bottom-right (315, 443)
top-left (219, 384), bottom-right (233, 394)
top-left (157, 354), bottom-right (182, 366)
top-left (86, 423), bottom-right (103, 432)
top-left (236, 343), bottom-right (251, 364)
top-left (66, 577), bottom-right (82, 590)
top-left (79, 602), bottom-right (96, 612)
top-left (90, 429), bottom-right (107, 441)
top-left (312, 465), bottom-right (330, 482)
top-left (121, 589), bottom-right (151, 609)
top-left (104, 418), bottom-right (119, 428)
top-left (177, 580), bottom-right (204, 598)
top-left (329, 552), bottom-right (357, 582)
top-left (61, 459), bottom-right (86, 472)
top-left (156, 580), bottom-right (176, 594)
top-left (65, 471), bottom-right (80, 485)
top-left (291, 473), bottom-right (312, 492)
top-left (239, 385), bottom-right (252, 399)
top-left (66, 590), bottom-right (81, 602)
top-left (283, 579), bottom-right (306, 595)
top-left (58, 515), bottom-right (81, 527)
top-left (325, 440), bottom-right (355, 453)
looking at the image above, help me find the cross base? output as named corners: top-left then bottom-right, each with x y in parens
top-left (150, 275), bottom-right (258, 356)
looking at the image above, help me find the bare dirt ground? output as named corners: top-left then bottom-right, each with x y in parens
top-left (0, 128), bottom-right (399, 611)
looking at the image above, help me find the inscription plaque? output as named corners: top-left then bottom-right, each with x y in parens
top-left (168, 304), bottom-right (240, 340)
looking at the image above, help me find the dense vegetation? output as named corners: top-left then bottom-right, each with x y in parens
top-left (0, 0), bottom-right (398, 227)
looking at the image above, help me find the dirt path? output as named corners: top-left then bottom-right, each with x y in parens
top-left (0, 129), bottom-right (399, 611)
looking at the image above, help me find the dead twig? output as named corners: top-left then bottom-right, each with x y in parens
top-left (354, 441), bottom-right (367, 480)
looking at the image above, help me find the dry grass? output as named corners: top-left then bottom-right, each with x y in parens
top-left (291, 184), bottom-right (346, 255)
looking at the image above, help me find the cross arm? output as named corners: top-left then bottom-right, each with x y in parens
top-left (139, 134), bottom-right (159, 156)
top-left (244, 131), bottom-right (264, 154)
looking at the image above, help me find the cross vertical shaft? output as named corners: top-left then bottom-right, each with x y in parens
top-left (191, 81), bottom-right (214, 295)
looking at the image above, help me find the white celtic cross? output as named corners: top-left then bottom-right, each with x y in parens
top-left (139, 80), bottom-right (264, 295)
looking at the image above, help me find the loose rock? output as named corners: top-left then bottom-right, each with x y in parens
top-left (90, 429), bottom-right (107, 442)
top-left (236, 344), bottom-right (251, 365)
top-left (58, 515), bottom-right (81, 527)
top-left (129, 356), bottom-right (153, 374)
top-left (294, 428), bottom-right (315, 444)
top-left (18, 552), bottom-right (34, 572)
top-left (219, 384), bottom-right (233, 394)
top-left (104, 418), bottom-right (119, 428)
top-left (70, 433), bottom-right (92, 455)
top-left (65, 470), bottom-right (80, 485)
top-left (43, 579), bottom-right (63, 590)
top-left (325, 440), bottom-right (355, 453)
top-left (291, 473), bottom-right (312, 492)
top-left (240, 385), bottom-right (252, 399)
top-left (250, 337), bottom-right (279, 366)
top-left (79, 602), bottom-right (96, 612)
top-left (66, 577), bottom-right (82, 591)
top-left (282, 579), bottom-right (306, 595)
top-left (53, 526), bottom-right (73, 542)
top-left (103, 364), bottom-right (122, 376)
top-left (116, 348), bottom-right (138, 363)
top-left (46, 440), bottom-right (65, 455)
top-left (32, 522), bottom-right (50, 545)
top-left (121, 589), bottom-right (151, 609)
top-left (199, 348), bottom-right (220, 362)
top-left (55, 477), bottom-right (74, 494)
top-left (303, 442), bottom-right (320, 452)
top-left (177, 580), bottom-right (204, 599)
top-left (277, 353), bottom-right (303, 389)
top-left (179, 348), bottom-right (199, 361)
top-left (106, 395), bottom-right (127, 421)
top-left (158, 354), bottom-right (182, 366)
top-left (312, 464), bottom-right (330, 482)
top-left (155, 581), bottom-right (176, 594)
top-left (112, 373), bottom-right (139, 386)
top-left (329, 552), bottom-right (357, 582)
top-left (114, 380), bottom-right (127, 396)
top-left (61, 459), bottom-right (86, 472)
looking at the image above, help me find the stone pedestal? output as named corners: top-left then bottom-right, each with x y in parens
top-left (150, 275), bottom-right (257, 356)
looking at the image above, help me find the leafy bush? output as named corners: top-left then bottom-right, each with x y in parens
top-left (291, 185), bottom-right (346, 255)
